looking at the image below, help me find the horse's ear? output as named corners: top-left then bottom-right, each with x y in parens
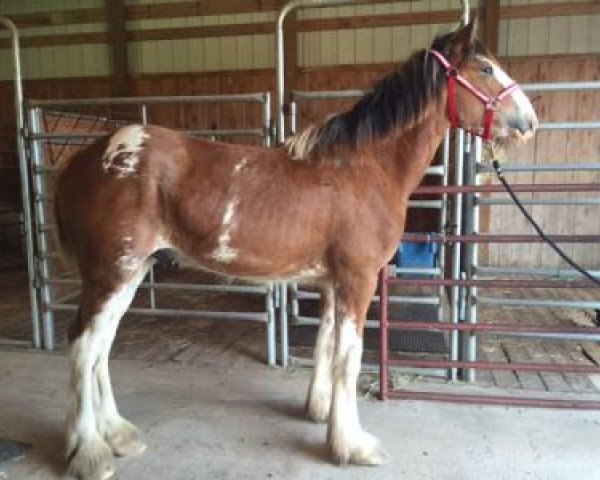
top-left (452, 16), bottom-right (477, 52)
top-left (450, 16), bottom-right (478, 59)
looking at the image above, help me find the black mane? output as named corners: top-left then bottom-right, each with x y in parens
top-left (314, 50), bottom-right (444, 152)
top-left (287, 31), bottom-right (483, 160)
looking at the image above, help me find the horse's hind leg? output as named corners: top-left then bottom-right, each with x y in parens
top-left (327, 271), bottom-right (389, 466)
top-left (305, 284), bottom-right (335, 422)
top-left (94, 266), bottom-right (150, 457)
top-left (66, 261), bottom-right (150, 480)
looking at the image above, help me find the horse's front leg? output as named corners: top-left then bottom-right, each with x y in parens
top-left (327, 271), bottom-right (389, 466)
top-left (306, 284), bottom-right (335, 422)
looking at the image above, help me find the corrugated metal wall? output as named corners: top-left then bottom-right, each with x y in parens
top-left (0, 0), bottom-right (109, 79)
top-left (500, 0), bottom-right (600, 57)
top-left (1, 0), bottom-right (599, 80)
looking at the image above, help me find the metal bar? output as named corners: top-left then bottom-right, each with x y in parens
top-left (387, 320), bottom-right (600, 336)
top-left (46, 277), bottom-right (269, 294)
top-left (450, 129), bottom-right (464, 381)
top-left (388, 358), bottom-right (600, 374)
top-left (27, 93), bottom-right (268, 108)
top-left (522, 81), bottom-right (600, 92)
top-left (294, 288), bottom-right (440, 305)
top-left (0, 16), bottom-right (41, 348)
top-left (537, 122), bottom-right (600, 130)
top-left (476, 297), bottom-right (600, 310)
top-left (465, 136), bottom-right (482, 383)
top-left (478, 198), bottom-right (600, 206)
top-left (29, 106), bottom-right (55, 350)
top-left (28, 128), bottom-right (264, 141)
top-left (379, 267), bottom-right (389, 401)
top-left (408, 200), bottom-right (443, 209)
top-left (263, 91), bottom-right (272, 147)
top-left (415, 183), bottom-right (600, 194)
top-left (293, 316), bottom-right (382, 329)
top-left (51, 304), bottom-right (268, 322)
top-left (438, 129), bottom-right (450, 324)
top-left (475, 265), bottom-right (600, 279)
top-left (266, 284), bottom-right (276, 366)
top-left (386, 390), bottom-right (600, 410)
top-left (478, 162), bottom-right (600, 173)
top-left (0, 339), bottom-right (33, 348)
top-left (280, 282), bottom-right (289, 367)
top-left (289, 101), bottom-right (297, 135)
top-left (388, 277), bottom-right (598, 288)
top-left (401, 233), bottom-right (600, 243)
top-left (461, 0), bottom-right (470, 24)
top-left (53, 290), bottom-right (81, 305)
top-left (291, 89), bottom-right (366, 100)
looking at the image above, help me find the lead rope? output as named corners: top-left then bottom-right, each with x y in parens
top-left (489, 147), bottom-right (600, 287)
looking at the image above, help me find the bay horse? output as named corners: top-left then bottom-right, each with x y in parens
top-left (54, 20), bottom-right (537, 480)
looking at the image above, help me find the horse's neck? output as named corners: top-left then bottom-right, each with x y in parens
top-left (382, 109), bottom-right (448, 199)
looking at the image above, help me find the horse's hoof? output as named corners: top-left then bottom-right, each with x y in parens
top-left (104, 419), bottom-right (147, 457)
top-left (350, 439), bottom-right (390, 466)
top-left (67, 435), bottom-right (115, 480)
top-left (328, 430), bottom-right (389, 467)
top-left (305, 392), bottom-right (331, 423)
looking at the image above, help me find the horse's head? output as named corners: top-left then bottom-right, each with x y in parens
top-left (430, 20), bottom-right (538, 145)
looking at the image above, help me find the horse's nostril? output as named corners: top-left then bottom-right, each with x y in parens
top-left (529, 114), bottom-right (539, 132)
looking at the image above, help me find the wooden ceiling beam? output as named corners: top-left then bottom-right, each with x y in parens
top-left (106, 0), bottom-right (128, 96)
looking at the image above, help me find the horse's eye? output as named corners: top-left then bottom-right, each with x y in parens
top-left (481, 65), bottom-right (494, 77)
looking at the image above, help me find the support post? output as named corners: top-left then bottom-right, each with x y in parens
top-left (29, 107), bottom-right (55, 349)
top-left (483, 0), bottom-right (500, 55)
top-left (106, 0), bottom-right (128, 96)
top-left (379, 266), bottom-right (389, 400)
top-left (0, 16), bottom-right (41, 348)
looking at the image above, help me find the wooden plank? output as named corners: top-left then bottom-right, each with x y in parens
top-left (500, 2), bottom-right (600, 20)
top-left (480, 342), bottom-right (521, 389)
top-left (0, 32), bottom-right (107, 49)
top-left (483, 0), bottom-right (500, 55)
top-left (503, 343), bottom-right (546, 391)
top-left (581, 342), bottom-right (600, 366)
top-left (127, 22), bottom-right (273, 43)
top-left (525, 343), bottom-right (572, 393)
top-left (9, 8), bottom-right (105, 29)
top-left (106, 0), bottom-right (128, 97)
top-left (125, 0), bottom-right (286, 20)
top-left (543, 342), bottom-right (597, 393)
top-left (284, 11), bottom-right (298, 104)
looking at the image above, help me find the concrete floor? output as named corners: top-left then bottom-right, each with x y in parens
top-left (2, 350), bottom-right (600, 480)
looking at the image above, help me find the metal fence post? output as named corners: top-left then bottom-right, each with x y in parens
top-left (29, 106), bottom-right (55, 349)
top-left (279, 282), bottom-right (289, 367)
top-left (450, 128), bottom-right (465, 381)
top-left (0, 17), bottom-right (41, 348)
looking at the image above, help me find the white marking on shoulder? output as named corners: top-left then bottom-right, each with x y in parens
top-left (233, 157), bottom-right (249, 174)
top-left (211, 197), bottom-right (239, 263)
top-left (102, 125), bottom-right (149, 178)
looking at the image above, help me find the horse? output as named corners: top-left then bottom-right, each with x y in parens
top-left (54, 20), bottom-right (537, 480)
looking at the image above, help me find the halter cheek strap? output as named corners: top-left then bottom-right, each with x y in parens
top-left (428, 49), bottom-right (520, 142)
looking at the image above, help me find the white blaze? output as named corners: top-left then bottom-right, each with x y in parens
top-left (479, 55), bottom-right (536, 124)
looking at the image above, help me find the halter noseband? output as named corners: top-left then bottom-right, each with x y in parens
top-left (428, 49), bottom-right (520, 142)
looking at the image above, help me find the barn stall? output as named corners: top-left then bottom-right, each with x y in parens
top-left (1, 1), bottom-right (600, 479)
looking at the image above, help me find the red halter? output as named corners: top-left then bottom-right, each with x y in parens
top-left (428, 49), bottom-right (520, 142)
